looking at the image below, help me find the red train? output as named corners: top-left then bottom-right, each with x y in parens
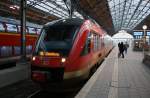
top-left (0, 17), bottom-right (42, 58)
top-left (31, 18), bottom-right (113, 87)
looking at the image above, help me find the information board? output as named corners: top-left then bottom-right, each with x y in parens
top-left (146, 32), bottom-right (150, 36)
top-left (133, 31), bottom-right (143, 36)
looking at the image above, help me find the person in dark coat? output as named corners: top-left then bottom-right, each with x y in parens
top-left (124, 42), bottom-right (129, 54)
top-left (118, 42), bottom-right (121, 57)
top-left (119, 42), bottom-right (125, 58)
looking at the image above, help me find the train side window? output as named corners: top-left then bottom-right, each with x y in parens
top-left (18, 26), bottom-right (20, 32)
top-left (91, 32), bottom-right (101, 52)
top-left (14, 46), bottom-right (20, 55)
top-left (0, 23), bottom-right (5, 31)
top-left (87, 34), bottom-right (91, 53)
top-left (28, 27), bottom-right (36, 34)
top-left (80, 32), bottom-right (91, 56)
top-left (98, 35), bottom-right (101, 49)
top-left (26, 45), bottom-right (32, 54)
top-left (18, 26), bottom-right (28, 33)
top-left (6, 23), bottom-right (17, 33)
top-left (93, 34), bottom-right (97, 52)
top-left (26, 27), bottom-right (29, 34)
top-left (37, 28), bottom-right (41, 35)
top-left (1, 46), bottom-right (12, 57)
top-left (96, 35), bottom-right (98, 51)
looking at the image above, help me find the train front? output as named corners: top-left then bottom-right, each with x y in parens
top-left (31, 19), bottom-right (83, 84)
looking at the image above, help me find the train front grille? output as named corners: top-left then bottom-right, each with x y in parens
top-left (31, 66), bottom-right (64, 82)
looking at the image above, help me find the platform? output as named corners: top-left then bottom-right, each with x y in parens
top-left (76, 46), bottom-right (150, 98)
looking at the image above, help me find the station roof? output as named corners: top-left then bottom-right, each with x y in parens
top-left (0, 0), bottom-right (58, 24)
top-left (1, 0), bottom-right (150, 35)
top-left (77, 0), bottom-right (115, 35)
top-left (107, 0), bottom-right (150, 32)
top-left (78, 0), bottom-right (150, 34)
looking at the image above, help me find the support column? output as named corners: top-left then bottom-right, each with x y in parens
top-left (20, 0), bottom-right (27, 62)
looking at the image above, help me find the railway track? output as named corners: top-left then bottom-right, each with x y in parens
top-left (27, 87), bottom-right (81, 98)
top-left (27, 79), bottom-right (87, 98)
top-left (27, 60), bottom-right (106, 98)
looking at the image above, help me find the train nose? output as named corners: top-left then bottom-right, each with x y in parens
top-left (32, 68), bottom-right (65, 82)
top-left (32, 56), bottom-right (67, 68)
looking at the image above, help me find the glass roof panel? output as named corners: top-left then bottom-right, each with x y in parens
top-left (27, 0), bottom-right (83, 19)
top-left (108, 0), bottom-right (150, 31)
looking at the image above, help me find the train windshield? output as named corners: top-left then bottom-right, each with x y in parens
top-left (36, 25), bottom-right (80, 56)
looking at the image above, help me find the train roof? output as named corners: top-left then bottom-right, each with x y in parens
top-left (44, 18), bottom-right (84, 27)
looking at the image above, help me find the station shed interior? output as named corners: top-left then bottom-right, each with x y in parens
top-left (1, 0), bottom-right (150, 98)
top-left (1, 0), bottom-right (150, 33)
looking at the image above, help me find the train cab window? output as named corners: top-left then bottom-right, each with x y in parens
top-left (36, 25), bottom-right (80, 56)
top-left (28, 27), bottom-right (36, 34)
top-left (6, 23), bottom-right (17, 32)
top-left (44, 25), bottom-right (78, 42)
top-left (0, 23), bottom-right (5, 31)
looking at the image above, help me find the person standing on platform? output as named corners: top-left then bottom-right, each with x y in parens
top-left (124, 42), bottom-right (129, 54)
top-left (118, 42), bottom-right (121, 57)
top-left (119, 42), bottom-right (125, 58)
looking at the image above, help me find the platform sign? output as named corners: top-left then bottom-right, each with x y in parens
top-left (133, 31), bottom-right (143, 36)
top-left (146, 32), bottom-right (150, 36)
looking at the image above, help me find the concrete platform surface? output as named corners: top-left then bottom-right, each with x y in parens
top-left (76, 47), bottom-right (150, 98)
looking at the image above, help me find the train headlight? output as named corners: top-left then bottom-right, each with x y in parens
top-left (61, 58), bottom-right (66, 63)
top-left (40, 52), bottom-right (44, 56)
top-left (32, 56), bottom-right (36, 61)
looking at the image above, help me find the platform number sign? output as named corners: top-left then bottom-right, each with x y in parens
top-left (133, 31), bottom-right (143, 39)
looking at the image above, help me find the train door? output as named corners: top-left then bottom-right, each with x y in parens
top-left (92, 32), bottom-right (101, 52)
top-left (80, 32), bottom-right (93, 56)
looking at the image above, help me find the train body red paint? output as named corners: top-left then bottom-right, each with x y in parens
top-left (31, 18), bottom-right (113, 85)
